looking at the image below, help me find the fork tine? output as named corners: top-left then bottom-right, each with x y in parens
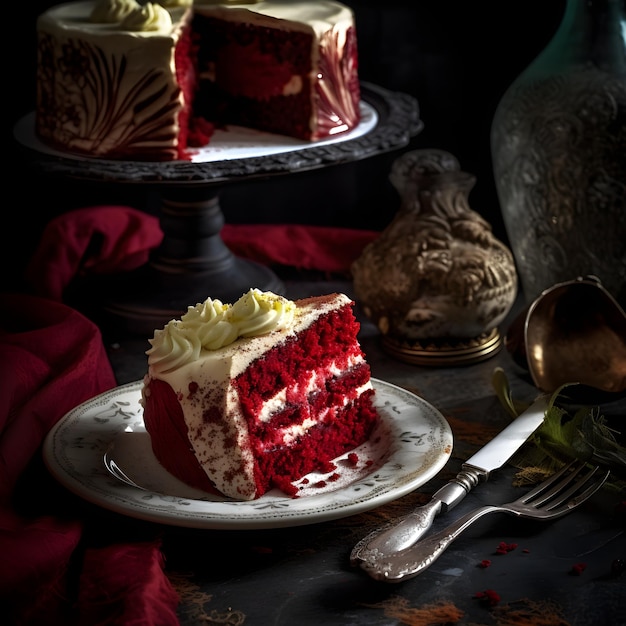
top-left (524, 461), bottom-right (585, 506)
top-left (518, 460), bottom-right (585, 503)
top-left (532, 465), bottom-right (603, 510)
top-left (542, 466), bottom-right (610, 515)
top-left (519, 461), bottom-right (610, 519)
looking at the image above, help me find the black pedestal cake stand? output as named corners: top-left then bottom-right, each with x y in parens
top-left (15, 83), bottom-right (422, 334)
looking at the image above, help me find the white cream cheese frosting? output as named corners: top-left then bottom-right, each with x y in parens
top-left (146, 290), bottom-right (349, 385)
top-left (90, 0), bottom-right (140, 23)
top-left (146, 289), bottom-right (297, 373)
top-left (194, 0), bottom-right (355, 37)
top-left (37, 0), bottom-right (191, 159)
top-left (41, 1), bottom-right (353, 43)
top-left (121, 2), bottom-right (173, 31)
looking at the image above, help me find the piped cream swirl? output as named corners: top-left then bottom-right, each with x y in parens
top-left (121, 2), bottom-right (172, 31)
top-left (195, 1), bottom-right (260, 5)
top-left (147, 289), bottom-right (296, 373)
top-left (158, 0), bottom-right (192, 7)
top-left (230, 289), bottom-right (296, 338)
top-left (90, 0), bottom-right (140, 23)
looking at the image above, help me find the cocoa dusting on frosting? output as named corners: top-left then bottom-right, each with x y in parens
top-left (146, 289), bottom-right (296, 373)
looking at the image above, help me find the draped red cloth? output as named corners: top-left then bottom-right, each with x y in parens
top-left (0, 292), bottom-right (180, 625)
top-left (2, 206), bottom-right (378, 625)
top-left (24, 206), bottom-right (378, 302)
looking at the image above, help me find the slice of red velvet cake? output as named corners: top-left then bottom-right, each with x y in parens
top-left (141, 289), bottom-right (378, 500)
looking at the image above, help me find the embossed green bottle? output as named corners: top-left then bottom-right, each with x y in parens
top-left (491, 0), bottom-right (626, 306)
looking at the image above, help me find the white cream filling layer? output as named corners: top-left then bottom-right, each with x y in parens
top-left (257, 353), bottom-right (363, 423)
top-left (276, 379), bottom-right (372, 448)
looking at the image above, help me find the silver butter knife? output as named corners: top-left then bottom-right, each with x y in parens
top-left (350, 394), bottom-right (550, 565)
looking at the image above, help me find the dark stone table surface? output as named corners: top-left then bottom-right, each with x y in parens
top-left (103, 278), bottom-right (625, 626)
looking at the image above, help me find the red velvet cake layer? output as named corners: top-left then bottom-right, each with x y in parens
top-left (194, 16), bottom-right (315, 139)
top-left (192, 14), bottom-right (360, 141)
top-left (235, 307), bottom-right (362, 411)
top-left (251, 387), bottom-right (378, 497)
top-left (234, 303), bottom-right (377, 495)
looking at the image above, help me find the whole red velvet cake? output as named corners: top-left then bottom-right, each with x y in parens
top-left (35, 0), bottom-right (361, 161)
top-left (141, 289), bottom-right (379, 500)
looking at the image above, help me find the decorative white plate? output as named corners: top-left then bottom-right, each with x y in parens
top-left (43, 379), bottom-right (453, 529)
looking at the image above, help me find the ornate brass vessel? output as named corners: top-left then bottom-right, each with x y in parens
top-left (352, 149), bottom-right (518, 365)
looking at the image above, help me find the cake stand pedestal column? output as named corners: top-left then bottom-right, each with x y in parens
top-left (15, 83), bottom-right (423, 335)
top-left (97, 185), bottom-right (284, 334)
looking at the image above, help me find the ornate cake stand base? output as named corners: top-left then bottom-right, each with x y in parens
top-left (96, 259), bottom-right (284, 336)
top-left (382, 328), bottom-right (502, 366)
top-left (77, 187), bottom-right (285, 335)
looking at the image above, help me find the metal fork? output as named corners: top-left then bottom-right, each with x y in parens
top-left (356, 460), bottom-right (610, 583)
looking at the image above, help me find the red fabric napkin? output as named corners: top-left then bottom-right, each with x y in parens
top-left (24, 206), bottom-right (378, 301)
top-left (222, 223), bottom-right (378, 276)
top-left (24, 206), bottom-right (164, 302)
top-left (0, 293), bottom-right (179, 625)
top-left (4, 205), bottom-right (379, 624)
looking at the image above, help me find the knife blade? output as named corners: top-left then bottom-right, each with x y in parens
top-left (350, 393), bottom-right (550, 565)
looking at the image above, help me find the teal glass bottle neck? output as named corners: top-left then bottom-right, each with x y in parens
top-left (523, 0), bottom-right (626, 78)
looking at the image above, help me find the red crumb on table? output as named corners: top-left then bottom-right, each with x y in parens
top-left (569, 562), bottom-right (587, 576)
top-left (495, 541), bottom-right (518, 555)
top-left (474, 589), bottom-right (501, 606)
top-left (478, 559), bottom-right (492, 569)
top-left (314, 480), bottom-right (327, 488)
top-left (328, 473), bottom-right (340, 482)
top-left (347, 452), bottom-right (359, 465)
top-left (365, 460), bottom-right (373, 467)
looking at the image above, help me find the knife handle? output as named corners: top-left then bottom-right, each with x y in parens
top-left (350, 467), bottom-right (483, 565)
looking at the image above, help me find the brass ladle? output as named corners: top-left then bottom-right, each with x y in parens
top-left (506, 276), bottom-right (626, 395)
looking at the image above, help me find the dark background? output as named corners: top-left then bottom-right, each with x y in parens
top-left (6, 1), bottom-right (567, 290)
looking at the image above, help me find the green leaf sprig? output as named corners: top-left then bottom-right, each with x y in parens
top-left (492, 367), bottom-right (626, 485)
